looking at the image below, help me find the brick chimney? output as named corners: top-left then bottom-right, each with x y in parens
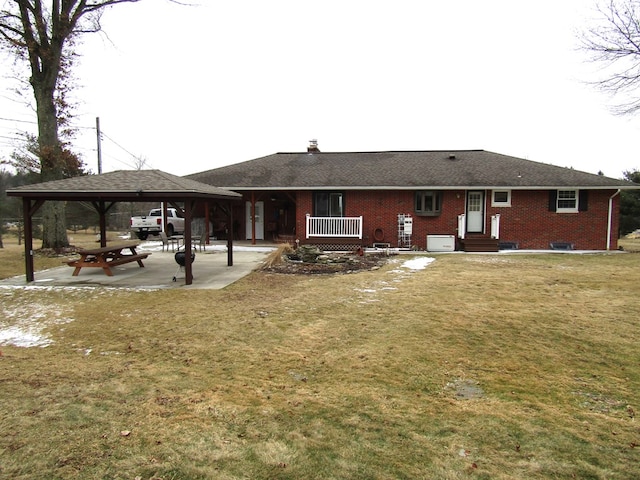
top-left (307, 139), bottom-right (320, 153)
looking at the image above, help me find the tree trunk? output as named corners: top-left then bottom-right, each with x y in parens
top-left (33, 63), bottom-right (70, 250)
top-left (2, 1), bottom-right (147, 251)
top-left (41, 202), bottom-right (68, 250)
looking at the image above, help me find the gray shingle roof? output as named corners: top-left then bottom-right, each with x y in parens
top-left (7, 170), bottom-right (242, 199)
top-left (188, 150), bottom-right (637, 190)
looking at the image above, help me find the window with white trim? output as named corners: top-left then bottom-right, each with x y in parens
top-left (557, 189), bottom-right (578, 213)
top-left (491, 190), bottom-right (511, 207)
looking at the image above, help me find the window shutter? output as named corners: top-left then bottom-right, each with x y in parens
top-left (578, 190), bottom-right (588, 211)
top-left (548, 190), bottom-right (557, 212)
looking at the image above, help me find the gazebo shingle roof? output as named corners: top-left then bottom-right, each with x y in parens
top-left (188, 150), bottom-right (636, 190)
top-left (8, 170), bottom-right (242, 200)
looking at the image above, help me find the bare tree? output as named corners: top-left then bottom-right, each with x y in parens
top-left (581, 0), bottom-right (640, 115)
top-left (0, 1), bottom-right (144, 249)
top-left (133, 154), bottom-right (149, 171)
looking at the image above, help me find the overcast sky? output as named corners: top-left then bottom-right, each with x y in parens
top-left (1, 0), bottom-right (639, 178)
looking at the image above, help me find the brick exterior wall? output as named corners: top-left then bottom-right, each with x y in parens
top-left (236, 188), bottom-right (620, 250)
top-left (291, 189), bottom-right (620, 250)
top-left (492, 189), bottom-right (620, 250)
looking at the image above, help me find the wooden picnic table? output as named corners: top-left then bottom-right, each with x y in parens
top-left (66, 242), bottom-right (150, 276)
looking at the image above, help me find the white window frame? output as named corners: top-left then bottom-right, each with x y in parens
top-left (556, 189), bottom-right (579, 213)
top-left (491, 190), bottom-right (511, 207)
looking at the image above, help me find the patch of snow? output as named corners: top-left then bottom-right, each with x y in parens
top-left (0, 284), bottom-right (160, 293)
top-left (0, 326), bottom-right (52, 348)
top-left (0, 288), bottom-right (91, 348)
top-left (401, 257), bottom-right (435, 270)
top-left (0, 303), bottom-right (73, 348)
top-left (138, 240), bottom-right (276, 254)
top-left (353, 256), bottom-right (435, 301)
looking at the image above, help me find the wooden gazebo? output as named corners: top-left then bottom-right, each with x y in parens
top-left (6, 170), bottom-right (242, 285)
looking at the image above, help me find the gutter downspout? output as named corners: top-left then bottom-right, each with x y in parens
top-left (607, 189), bottom-right (621, 251)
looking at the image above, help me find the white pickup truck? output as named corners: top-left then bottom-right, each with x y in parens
top-left (130, 208), bottom-right (185, 240)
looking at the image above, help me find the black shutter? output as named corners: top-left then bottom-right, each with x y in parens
top-left (578, 190), bottom-right (588, 211)
top-left (548, 190), bottom-right (557, 212)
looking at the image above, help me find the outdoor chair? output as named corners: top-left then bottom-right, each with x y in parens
top-left (198, 235), bottom-right (207, 252)
top-left (213, 222), bottom-right (227, 240)
top-left (191, 235), bottom-right (203, 252)
top-left (160, 232), bottom-right (169, 252)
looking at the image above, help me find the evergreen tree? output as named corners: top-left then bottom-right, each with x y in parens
top-left (620, 170), bottom-right (640, 235)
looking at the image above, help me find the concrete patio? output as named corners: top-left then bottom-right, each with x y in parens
top-left (0, 240), bottom-right (277, 290)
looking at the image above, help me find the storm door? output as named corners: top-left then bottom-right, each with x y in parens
top-left (466, 191), bottom-right (485, 233)
top-left (246, 201), bottom-right (264, 240)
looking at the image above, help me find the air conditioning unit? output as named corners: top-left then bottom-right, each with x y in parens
top-left (427, 235), bottom-right (455, 252)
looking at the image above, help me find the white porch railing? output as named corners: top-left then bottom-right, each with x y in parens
top-left (457, 213), bottom-right (501, 239)
top-left (457, 214), bottom-right (466, 239)
top-left (306, 215), bottom-right (363, 239)
top-left (490, 214), bottom-right (501, 239)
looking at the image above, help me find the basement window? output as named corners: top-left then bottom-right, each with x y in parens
top-left (491, 190), bottom-right (511, 207)
top-left (415, 191), bottom-right (442, 216)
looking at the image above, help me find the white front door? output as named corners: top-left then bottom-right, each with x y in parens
top-left (246, 201), bottom-right (264, 240)
top-left (466, 191), bottom-right (484, 233)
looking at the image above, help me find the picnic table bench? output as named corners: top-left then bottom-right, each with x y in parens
top-left (65, 242), bottom-right (150, 276)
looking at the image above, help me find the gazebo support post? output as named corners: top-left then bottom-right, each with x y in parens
top-left (91, 200), bottom-right (116, 247)
top-left (21, 197), bottom-right (44, 283)
top-left (216, 201), bottom-right (234, 267)
top-left (22, 197), bottom-right (35, 282)
top-left (250, 191), bottom-right (256, 245)
top-left (204, 202), bottom-right (210, 245)
top-left (227, 201), bottom-right (234, 266)
top-left (184, 199), bottom-right (194, 285)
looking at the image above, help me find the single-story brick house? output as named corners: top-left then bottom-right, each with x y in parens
top-left (188, 144), bottom-right (639, 251)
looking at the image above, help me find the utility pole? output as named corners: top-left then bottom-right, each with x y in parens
top-left (95, 117), bottom-right (103, 174)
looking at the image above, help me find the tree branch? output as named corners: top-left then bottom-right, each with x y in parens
top-left (580, 0), bottom-right (640, 115)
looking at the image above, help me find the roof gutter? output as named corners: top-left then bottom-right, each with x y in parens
top-left (221, 185), bottom-right (639, 192)
top-left (607, 189), bottom-right (621, 251)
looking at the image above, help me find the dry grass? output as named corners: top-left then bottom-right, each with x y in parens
top-left (261, 243), bottom-right (294, 268)
top-left (1, 238), bottom-right (639, 479)
top-left (0, 229), bottom-right (130, 280)
top-left (619, 236), bottom-right (640, 252)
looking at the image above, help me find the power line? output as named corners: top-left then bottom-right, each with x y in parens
top-left (100, 131), bottom-right (140, 160)
top-left (0, 116), bottom-right (36, 125)
top-left (67, 122), bottom-right (98, 131)
top-left (0, 116), bottom-right (96, 135)
top-left (0, 116), bottom-right (154, 172)
top-left (102, 152), bottom-right (138, 170)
